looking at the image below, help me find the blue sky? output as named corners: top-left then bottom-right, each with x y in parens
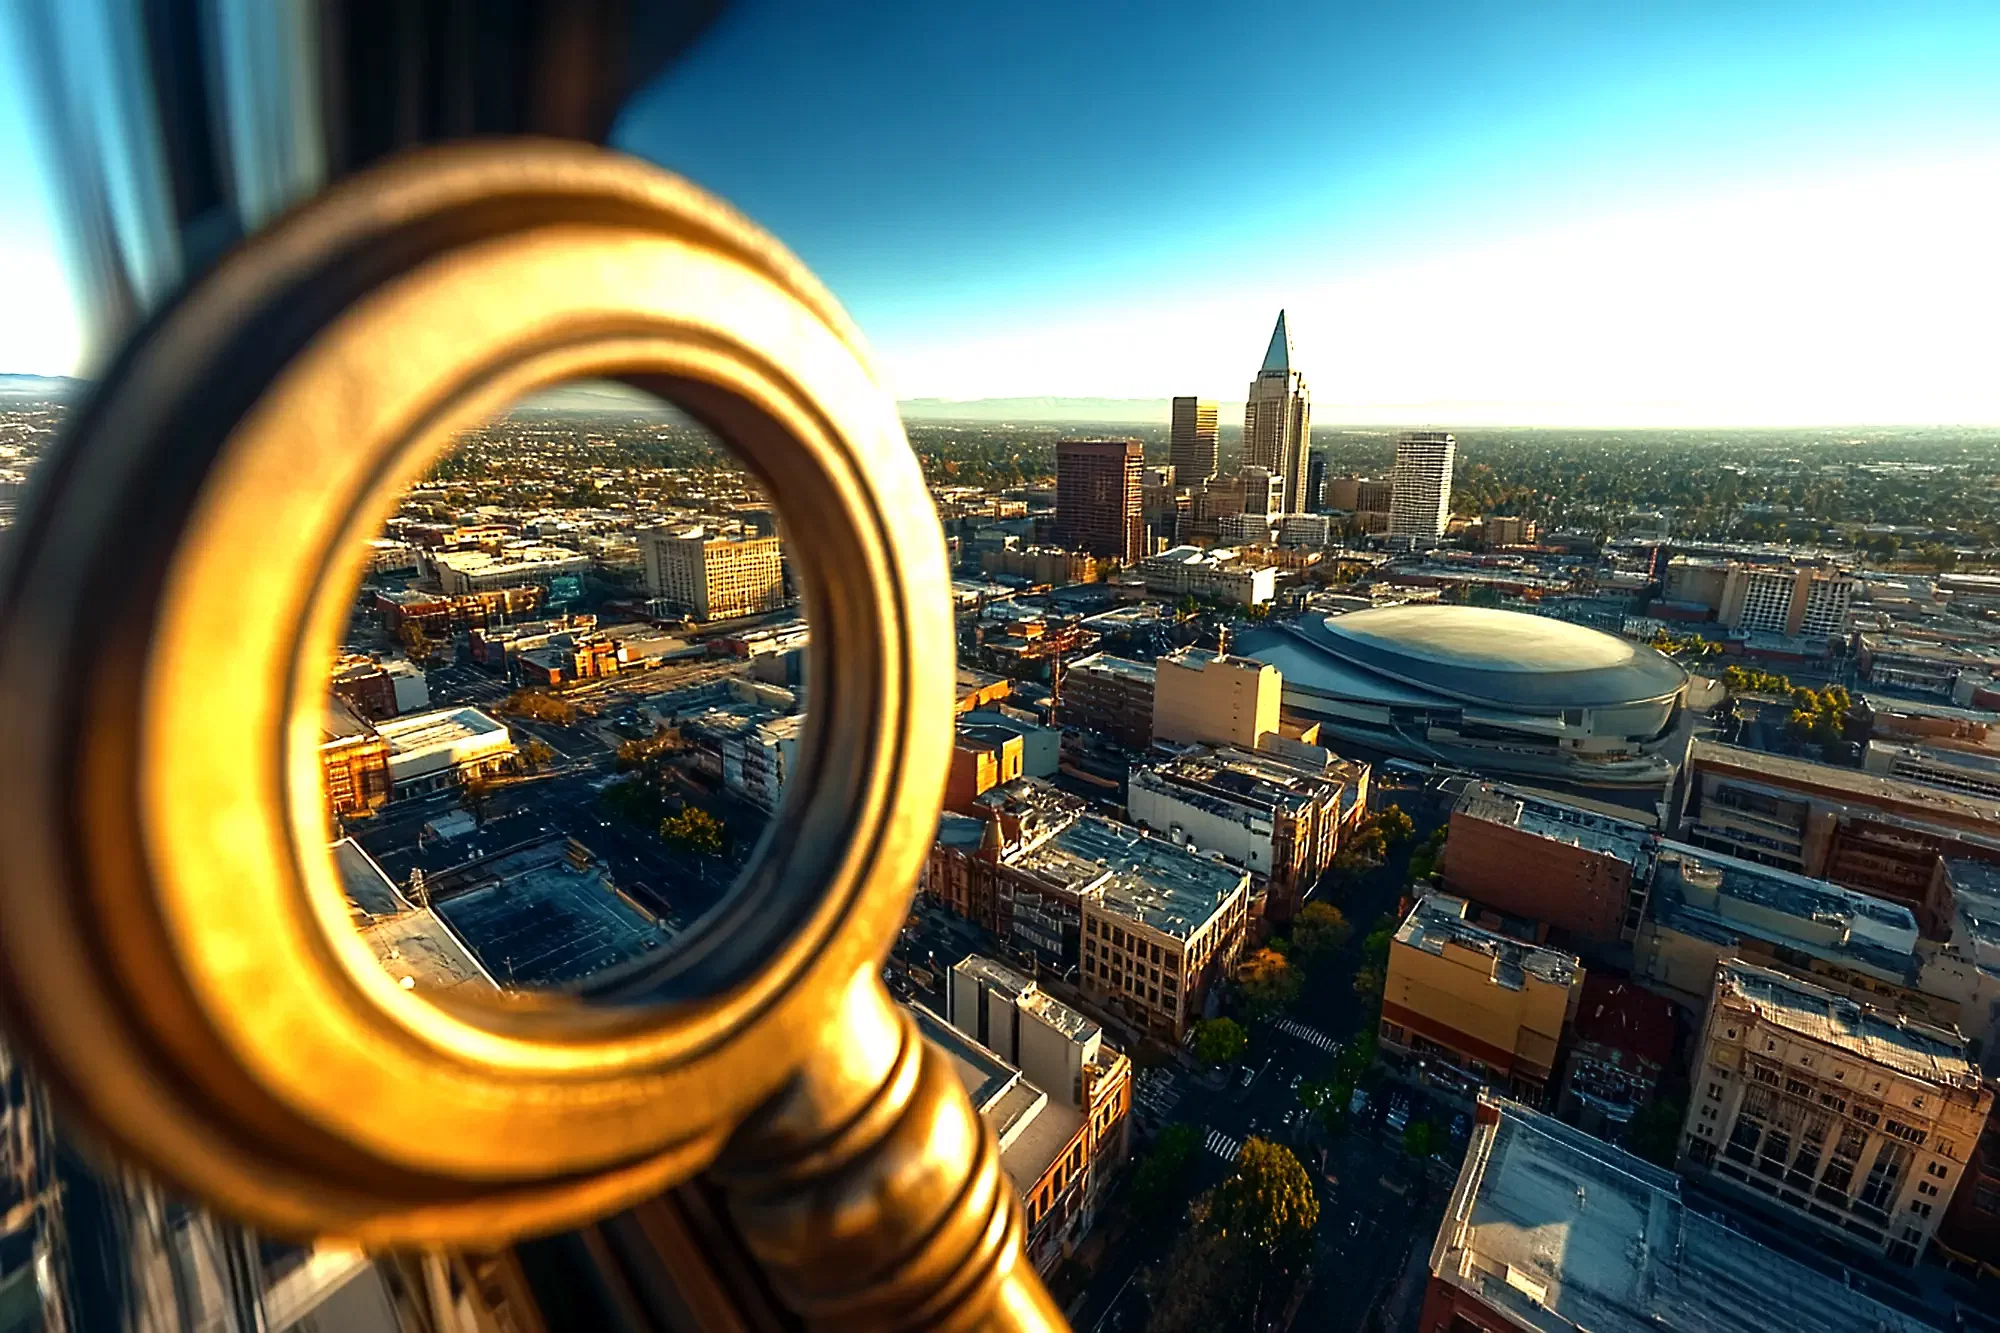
top-left (7, 2), bottom-right (2000, 423)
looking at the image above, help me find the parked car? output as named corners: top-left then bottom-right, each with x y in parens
top-left (1385, 1097), bottom-right (1410, 1132)
top-left (1238, 1066), bottom-right (1255, 1088)
top-left (1348, 1088), bottom-right (1369, 1118)
top-left (1450, 1112), bottom-right (1470, 1143)
top-left (1290, 1074), bottom-right (1303, 1091)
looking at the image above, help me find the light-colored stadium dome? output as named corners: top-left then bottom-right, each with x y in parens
top-left (1234, 605), bottom-right (1689, 785)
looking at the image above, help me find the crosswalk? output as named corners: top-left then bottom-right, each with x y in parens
top-left (1274, 1018), bottom-right (1341, 1053)
top-left (1205, 1129), bottom-right (1242, 1161)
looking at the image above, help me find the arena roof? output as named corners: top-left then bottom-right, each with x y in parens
top-left (1245, 605), bottom-right (1687, 711)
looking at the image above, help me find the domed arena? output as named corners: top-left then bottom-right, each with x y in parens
top-left (1232, 605), bottom-right (1689, 784)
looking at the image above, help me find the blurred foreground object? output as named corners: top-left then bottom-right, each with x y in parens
top-left (0, 2), bottom-right (1065, 1328)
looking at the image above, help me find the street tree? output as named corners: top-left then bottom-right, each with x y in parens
top-left (660, 805), bottom-right (727, 857)
top-left (1375, 803), bottom-right (1415, 847)
top-left (459, 773), bottom-right (492, 827)
top-left (519, 737), bottom-right (557, 772)
top-left (1131, 1122), bottom-right (1202, 1216)
top-left (1193, 1017), bottom-right (1248, 1066)
top-left (1143, 1226), bottom-right (1258, 1333)
top-left (500, 689), bottom-right (578, 727)
top-left (1289, 902), bottom-right (1351, 970)
top-left (1208, 1138), bottom-right (1319, 1264)
top-left (1403, 1120), bottom-right (1436, 1159)
top-left (1235, 948), bottom-right (1300, 1022)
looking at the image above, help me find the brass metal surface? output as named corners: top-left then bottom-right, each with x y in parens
top-left (0, 141), bottom-right (1063, 1327)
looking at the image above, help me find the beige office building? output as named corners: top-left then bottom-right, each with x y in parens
top-left (1152, 649), bottom-right (1280, 751)
top-left (641, 525), bottom-right (785, 622)
top-left (1170, 397), bottom-right (1219, 485)
top-left (1680, 960), bottom-right (1992, 1266)
top-left (1241, 311), bottom-right (1311, 515)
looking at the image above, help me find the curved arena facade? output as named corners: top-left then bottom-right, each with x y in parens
top-left (1234, 605), bottom-right (1689, 785)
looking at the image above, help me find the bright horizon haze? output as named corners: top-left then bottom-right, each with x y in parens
top-left (4, 1), bottom-right (2000, 427)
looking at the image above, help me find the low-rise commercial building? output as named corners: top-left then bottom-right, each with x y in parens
top-left (1865, 740), bottom-right (2000, 802)
top-left (1680, 960), bottom-right (1992, 1266)
top-left (1444, 784), bottom-right (1654, 951)
top-left (911, 995), bottom-right (1128, 1277)
top-left (1076, 818), bottom-right (1250, 1042)
top-left (1678, 740), bottom-right (2000, 940)
top-left (1060, 654), bottom-right (1156, 750)
top-left (1137, 545), bottom-right (1277, 607)
top-left (978, 545), bottom-right (1102, 586)
top-left (330, 654), bottom-right (430, 721)
top-left (1127, 744), bottom-right (1354, 925)
top-left (1423, 1096), bottom-right (1939, 1333)
top-left (961, 707), bottom-right (1062, 780)
top-left (320, 698), bottom-right (391, 823)
top-left (1557, 973), bottom-right (1678, 1132)
top-left (1382, 893), bottom-right (1584, 1106)
top-left (1635, 841), bottom-right (1945, 1025)
top-left (1151, 649), bottom-right (1281, 751)
top-left (432, 543), bottom-right (591, 595)
top-left (949, 723), bottom-right (1027, 811)
top-left (375, 707), bottom-right (516, 800)
top-left (945, 956), bottom-right (1132, 1174)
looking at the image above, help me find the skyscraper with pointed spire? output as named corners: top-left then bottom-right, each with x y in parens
top-left (1241, 311), bottom-right (1311, 514)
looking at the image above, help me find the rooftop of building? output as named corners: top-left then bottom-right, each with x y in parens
top-left (1454, 783), bottom-right (1653, 864)
top-left (332, 838), bottom-right (407, 921)
top-left (1157, 648), bottom-right (1272, 674)
top-left (1859, 694), bottom-right (1998, 725)
top-left (321, 695), bottom-right (377, 745)
top-left (1065, 653), bottom-right (1157, 685)
top-left (1430, 1098), bottom-right (1939, 1333)
top-left (1869, 739), bottom-right (2000, 777)
top-left (935, 810), bottom-right (991, 854)
top-left (1057, 816), bottom-right (1245, 940)
top-left (956, 665), bottom-right (1010, 698)
top-left (1691, 739), bottom-right (2000, 826)
top-left (908, 1003), bottom-right (1084, 1196)
top-left (374, 706), bottom-right (510, 755)
top-left (1650, 841), bottom-right (1920, 982)
top-left (1571, 973), bottom-right (1677, 1068)
top-left (1398, 893), bottom-right (1579, 989)
top-left (1133, 746), bottom-right (1344, 819)
top-left (1716, 959), bottom-right (1980, 1090)
top-left (1142, 545), bottom-right (1268, 572)
top-left (427, 839), bottom-right (671, 990)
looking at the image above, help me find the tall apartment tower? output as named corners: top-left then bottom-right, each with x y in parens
top-left (1169, 397), bottom-right (1219, 486)
top-left (641, 525), bottom-right (786, 621)
top-left (1304, 452), bottom-right (1326, 514)
top-left (1056, 438), bottom-right (1145, 563)
top-left (1241, 311), bottom-right (1311, 515)
top-left (1388, 430), bottom-right (1456, 540)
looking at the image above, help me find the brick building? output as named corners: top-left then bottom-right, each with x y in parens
top-left (1557, 973), bottom-right (1678, 1131)
top-left (1059, 654), bottom-right (1156, 750)
top-left (1443, 784), bottom-right (1653, 951)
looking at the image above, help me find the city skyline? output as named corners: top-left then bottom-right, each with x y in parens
top-left (3, 3), bottom-right (2000, 427)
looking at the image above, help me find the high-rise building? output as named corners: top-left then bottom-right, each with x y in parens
top-left (1241, 311), bottom-right (1311, 515)
top-left (1169, 397), bottom-right (1218, 485)
top-left (1304, 452), bottom-right (1325, 513)
top-left (1388, 430), bottom-right (1456, 539)
top-left (641, 524), bottom-right (786, 621)
top-left (1055, 438), bottom-right (1145, 563)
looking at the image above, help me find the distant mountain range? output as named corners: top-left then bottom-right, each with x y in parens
top-left (0, 375), bottom-right (80, 401)
top-left (898, 397), bottom-right (1239, 425)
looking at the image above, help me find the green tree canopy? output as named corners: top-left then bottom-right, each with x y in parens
top-left (1208, 1138), bottom-right (1319, 1263)
top-left (501, 688), bottom-right (578, 726)
top-left (1132, 1122), bottom-right (1202, 1215)
top-left (1193, 1017), bottom-right (1249, 1066)
top-left (1403, 1120), bottom-right (1436, 1158)
top-left (660, 805), bottom-right (727, 856)
top-left (1289, 902), bottom-right (1352, 970)
top-left (519, 737), bottom-right (557, 771)
top-left (1236, 948), bottom-right (1301, 1022)
top-left (1375, 804), bottom-right (1416, 847)
top-left (1143, 1227), bottom-right (1259, 1333)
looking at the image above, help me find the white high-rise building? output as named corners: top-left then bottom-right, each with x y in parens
top-left (1389, 431), bottom-right (1456, 540)
top-left (1241, 311), bottom-right (1311, 515)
